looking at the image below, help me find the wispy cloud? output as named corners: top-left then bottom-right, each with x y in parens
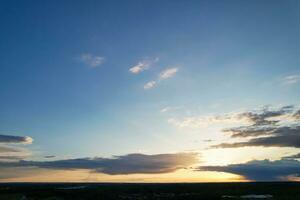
top-left (159, 68), bottom-right (178, 80)
top-left (160, 106), bottom-right (182, 113)
top-left (168, 114), bottom-right (243, 128)
top-left (198, 158), bottom-right (300, 181)
top-left (282, 74), bottom-right (300, 85)
top-left (129, 57), bottom-right (159, 74)
top-left (0, 152), bottom-right (199, 176)
top-left (168, 105), bottom-right (300, 149)
top-left (144, 81), bottom-right (156, 90)
top-left (79, 53), bottom-right (105, 68)
top-left (160, 107), bottom-right (171, 113)
top-left (144, 67), bottom-right (179, 90)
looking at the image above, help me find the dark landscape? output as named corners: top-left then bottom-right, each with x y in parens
top-left (0, 182), bottom-right (300, 200)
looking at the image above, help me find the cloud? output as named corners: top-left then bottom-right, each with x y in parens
top-left (0, 134), bottom-right (33, 162)
top-left (144, 81), bottom-right (156, 90)
top-left (198, 159), bottom-right (300, 181)
top-left (282, 74), bottom-right (300, 85)
top-left (160, 106), bottom-right (182, 113)
top-left (283, 153), bottom-right (300, 159)
top-left (0, 134), bottom-right (33, 144)
top-left (79, 53), bottom-right (105, 68)
top-left (168, 105), bottom-right (300, 149)
top-left (159, 68), bottom-right (178, 80)
top-left (129, 57), bottom-right (159, 74)
top-left (168, 114), bottom-right (242, 128)
top-left (235, 105), bottom-right (293, 126)
top-left (212, 132), bottom-right (300, 148)
top-left (44, 155), bottom-right (56, 159)
top-left (294, 109), bottom-right (300, 120)
top-left (210, 105), bottom-right (300, 149)
top-left (143, 67), bottom-right (179, 90)
top-left (0, 146), bottom-right (21, 153)
top-left (0, 152), bottom-right (199, 175)
top-left (0, 155), bottom-right (25, 160)
top-left (169, 106), bottom-right (296, 129)
top-left (160, 107), bottom-right (171, 113)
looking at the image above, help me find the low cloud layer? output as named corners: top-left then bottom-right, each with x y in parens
top-left (0, 135), bottom-right (33, 144)
top-left (283, 153), bottom-right (300, 159)
top-left (199, 159), bottom-right (300, 181)
top-left (0, 146), bottom-right (21, 153)
top-left (213, 126), bottom-right (300, 148)
top-left (0, 152), bottom-right (198, 175)
top-left (0, 134), bottom-right (32, 162)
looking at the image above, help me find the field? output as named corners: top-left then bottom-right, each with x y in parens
top-left (0, 182), bottom-right (300, 200)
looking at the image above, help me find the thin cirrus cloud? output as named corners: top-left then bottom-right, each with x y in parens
top-left (169, 105), bottom-right (294, 129)
top-left (198, 158), bottom-right (300, 181)
top-left (0, 152), bottom-right (199, 176)
top-left (168, 105), bottom-right (300, 149)
top-left (79, 53), bottom-right (105, 68)
top-left (129, 57), bottom-right (159, 74)
top-left (159, 68), bottom-right (178, 80)
top-left (143, 81), bottom-right (156, 90)
top-left (160, 106), bottom-right (174, 113)
top-left (144, 67), bottom-right (179, 90)
top-left (168, 113), bottom-right (243, 128)
top-left (282, 74), bottom-right (300, 85)
top-left (160, 106), bottom-right (182, 113)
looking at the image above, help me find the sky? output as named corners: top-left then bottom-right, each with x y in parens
top-left (0, 0), bottom-right (300, 182)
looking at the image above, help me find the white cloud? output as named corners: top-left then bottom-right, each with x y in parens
top-left (282, 74), bottom-right (300, 85)
top-left (144, 81), bottom-right (156, 90)
top-left (160, 106), bottom-right (182, 113)
top-left (159, 68), bottom-right (178, 80)
top-left (168, 105), bottom-right (300, 129)
top-left (160, 107), bottom-right (171, 113)
top-left (167, 115), bottom-right (244, 128)
top-left (129, 62), bottom-right (149, 74)
top-left (129, 57), bottom-right (159, 74)
top-left (143, 67), bottom-right (179, 90)
top-left (79, 53), bottom-right (105, 68)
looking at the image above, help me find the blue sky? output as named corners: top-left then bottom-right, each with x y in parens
top-left (0, 0), bottom-right (300, 182)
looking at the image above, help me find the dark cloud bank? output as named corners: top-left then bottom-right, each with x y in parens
top-left (199, 159), bottom-right (300, 181)
top-left (0, 134), bottom-right (32, 144)
top-left (212, 106), bottom-right (300, 148)
top-left (0, 134), bottom-right (32, 153)
top-left (0, 153), bottom-right (198, 175)
top-left (199, 106), bottom-right (300, 181)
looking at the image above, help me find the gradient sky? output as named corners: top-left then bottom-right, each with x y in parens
top-left (0, 0), bottom-right (300, 182)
